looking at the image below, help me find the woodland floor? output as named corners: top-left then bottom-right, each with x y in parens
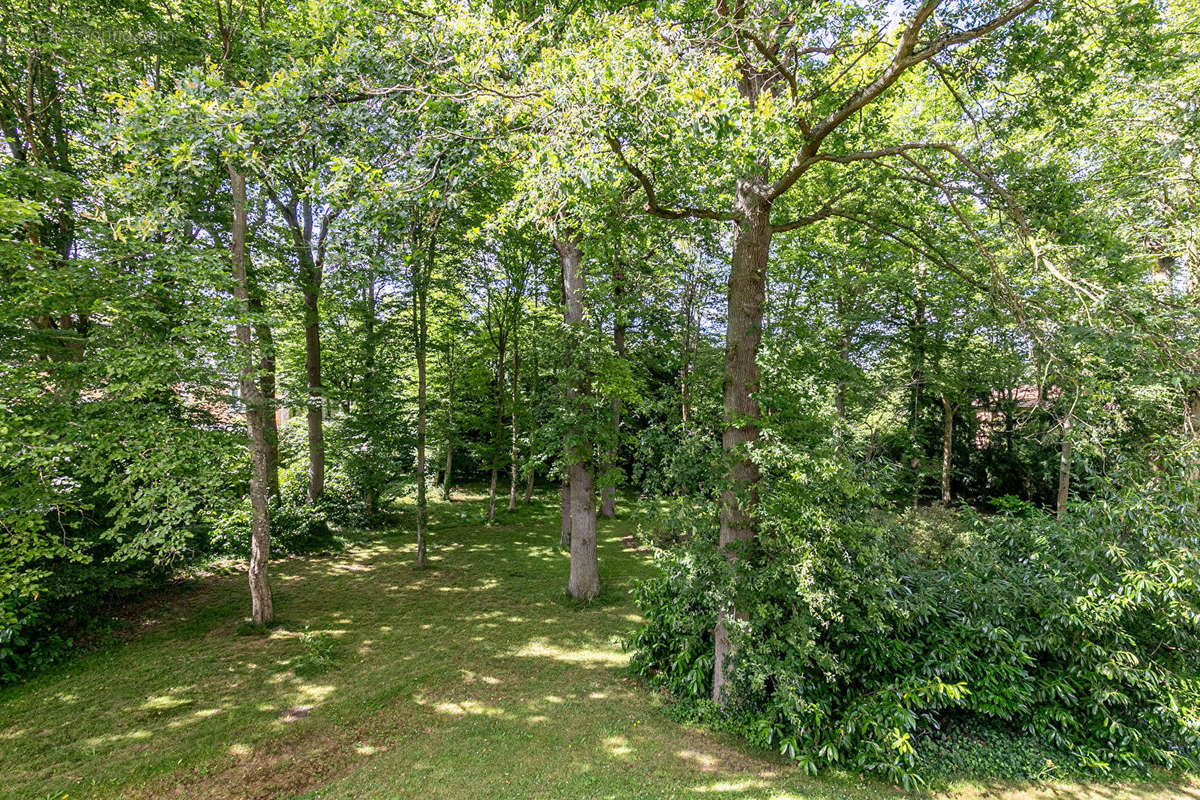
top-left (1, 492), bottom-right (1197, 800)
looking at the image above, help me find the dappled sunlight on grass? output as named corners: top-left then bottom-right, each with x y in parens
top-left (1, 490), bottom-right (1194, 800)
top-left (690, 778), bottom-right (774, 793)
top-left (430, 699), bottom-right (507, 717)
top-left (603, 734), bottom-right (633, 758)
top-left (511, 637), bottom-right (629, 667)
top-left (678, 749), bottom-right (722, 771)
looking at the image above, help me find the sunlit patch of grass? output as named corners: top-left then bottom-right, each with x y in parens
top-left (0, 489), bottom-right (1193, 800)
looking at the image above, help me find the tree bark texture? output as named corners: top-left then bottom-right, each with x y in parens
top-left (557, 236), bottom-right (600, 600)
top-left (940, 394), bottom-right (954, 506)
top-left (229, 167), bottom-right (273, 625)
top-left (712, 180), bottom-right (771, 704)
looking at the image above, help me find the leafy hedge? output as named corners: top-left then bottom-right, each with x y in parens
top-left (628, 446), bottom-right (1200, 785)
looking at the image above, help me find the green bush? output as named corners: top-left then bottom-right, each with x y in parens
top-left (208, 496), bottom-right (338, 558)
top-left (0, 532), bottom-right (172, 683)
top-left (206, 460), bottom-right (371, 558)
top-left (628, 445), bottom-right (1200, 786)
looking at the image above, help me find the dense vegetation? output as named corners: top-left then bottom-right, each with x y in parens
top-left (2, 0), bottom-right (1200, 790)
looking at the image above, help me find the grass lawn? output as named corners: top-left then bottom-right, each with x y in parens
top-left (1, 492), bottom-right (1196, 800)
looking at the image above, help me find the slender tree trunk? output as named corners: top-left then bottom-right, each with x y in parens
top-left (557, 237), bottom-right (600, 600)
top-left (1057, 419), bottom-right (1072, 520)
top-left (908, 272), bottom-right (926, 509)
top-left (413, 219), bottom-right (438, 564)
top-left (258, 328), bottom-right (280, 498)
top-left (524, 305), bottom-right (540, 504)
top-left (442, 364), bottom-right (455, 501)
top-left (415, 302), bottom-right (428, 566)
top-left (712, 183), bottom-right (771, 704)
top-left (680, 274), bottom-right (696, 432)
top-left (303, 268), bottom-right (324, 504)
top-left (361, 278), bottom-right (379, 512)
top-left (270, 194), bottom-right (335, 505)
top-left (557, 263), bottom-right (572, 548)
top-left (1187, 389), bottom-right (1200, 440)
top-left (509, 335), bottom-right (520, 511)
top-left (488, 334), bottom-right (505, 523)
top-left (247, 290), bottom-right (280, 498)
top-left (1187, 389), bottom-right (1200, 480)
top-left (940, 394), bottom-right (954, 506)
top-left (834, 295), bottom-right (850, 422)
top-left (229, 166), bottom-right (272, 625)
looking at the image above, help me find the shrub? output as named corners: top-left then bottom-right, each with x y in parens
top-left (628, 445), bottom-right (1200, 786)
top-left (208, 496), bottom-right (338, 558)
top-left (0, 534), bottom-right (172, 684)
top-left (206, 459), bottom-right (369, 558)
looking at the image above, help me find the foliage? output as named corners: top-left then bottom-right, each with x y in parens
top-left (630, 443), bottom-right (1200, 785)
top-left (208, 461), bottom-right (347, 557)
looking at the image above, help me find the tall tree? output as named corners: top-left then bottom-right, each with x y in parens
top-left (556, 235), bottom-right (602, 600)
top-left (229, 166), bottom-right (274, 624)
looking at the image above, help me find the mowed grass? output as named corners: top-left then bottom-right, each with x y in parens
top-left (1, 492), bottom-right (1196, 800)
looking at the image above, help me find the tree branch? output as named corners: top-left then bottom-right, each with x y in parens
top-left (604, 132), bottom-right (737, 223)
top-left (768, 0), bottom-right (1040, 200)
top-left (769, 188), bottom-right (851, 232)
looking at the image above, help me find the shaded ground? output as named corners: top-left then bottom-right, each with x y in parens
top-left (1, 492), bottom-right (1195, 800)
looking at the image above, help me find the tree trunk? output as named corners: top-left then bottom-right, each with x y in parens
top-left (680, 273), bottom-right (696, 432)
top-left (258, 326), bottom-right (280, 498)
top-left (303, 269), bottom-right (324, 504)
top-left (524, 304), bottom-right (540, 504)
top-left (1187, 389), bottom-right (1200, 480)
top-left (908, 271), bottom-right (926, 509)
top-left (712, 183), bottom-right (771, 704)
top-left (1187, 388), bottom-right (1200, 440)
top-left (415, 311), bottom-right (427, 566)
top-left (1057, 419), bottom-right (1072, 520)
top-left (413, 219), bottom-right (438, 565)
top-left (359, 277), bottom-right (381, 508)
top-left (442, 364), bottom-right (455, 501)
top-left (245, 267), bottom-right (280, 498)
top-left (508, 335), bottom-right (520, 511)
top-left (487, 334), bottom-right (506, 523)
top-left (940, 394), bottom-right (954, 506)
top-left (557, 236), bottom-right (600, 600)
top-left (834, 298), bottom-right (850, 421)
top-left (229, 166), bottom-right (273, 625)
top-left (271, 194), bottom-right (334, 506)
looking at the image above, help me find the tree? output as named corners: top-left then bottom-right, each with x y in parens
top-left (229, 166), bottom-right (274, 624)
top-left (592, 0), bottom-right (1047, 701)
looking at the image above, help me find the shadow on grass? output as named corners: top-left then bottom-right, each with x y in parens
top-left (3, 489), bottom-right (1195, 800)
